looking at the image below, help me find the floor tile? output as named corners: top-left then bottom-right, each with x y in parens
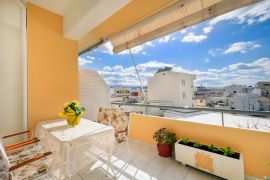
top-left (147, 156), bottom-right (172, 172)
top-left (52, 139), bottom-right (223, 180)
top-left (163, 161), bottom-right (190, 179)
top-left (135, 150), bottom-right (158, 164)
top-left (184, 169), bottom-right (213, 180)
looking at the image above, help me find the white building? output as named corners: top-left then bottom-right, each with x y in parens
top-left (258, 97), bottom-right (270, 111)
top-left (147, 71), bottom-right (196, 107)
top-left (255, 81), bottom-right (270, 97)
top-left (228, 93), bottom-right (260, 111)
top-left (224, 84), bottom-right (247, 94)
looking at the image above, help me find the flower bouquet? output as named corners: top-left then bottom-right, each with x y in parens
top-left (59, 101), bottom-right (85, 126)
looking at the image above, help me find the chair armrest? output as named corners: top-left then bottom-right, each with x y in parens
top-left (9, 151), bottom-right (52, 171)
top-left (5, 138), bottom-right (40, 152)
top-left (3, 130), bottom-right (31, 139)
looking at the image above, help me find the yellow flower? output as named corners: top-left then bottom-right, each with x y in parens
top-left (73, 100), bottom-right (79, 106)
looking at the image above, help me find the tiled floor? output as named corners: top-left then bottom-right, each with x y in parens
top-left (60, 139), bottom-right (223, 180)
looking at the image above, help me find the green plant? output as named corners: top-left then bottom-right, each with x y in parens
top-left (193, 141), bottom-right (202, 148)
top-left (180, 138), bottom-right (190, 145)
top-left (219, 146), bottom-right (235, 156)
top-left (59, 101), bottom-right (85, 117)
top-left (208, 144), bottom-right (218, 152)
top-left (153, 128), bottom-right (176, 145)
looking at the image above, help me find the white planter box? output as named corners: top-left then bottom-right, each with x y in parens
top-left (175, 140), bottom-right (244, 180)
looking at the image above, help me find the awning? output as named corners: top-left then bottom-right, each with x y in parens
top-left (109, 0), bottom-right (260, 54)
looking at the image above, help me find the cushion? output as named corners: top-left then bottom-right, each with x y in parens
top-left (0, 142), bottom-right (11, 180)
top-left (110, 109), bottom-right (130, 143)
top-left (97, 107), bottom-right (112, 125)
top-left (12, 161), bottom-right (48, 180)
top-left (7, 144), bottom-right (42, 165)
top-left (97, 107), bottom-right (130, 143)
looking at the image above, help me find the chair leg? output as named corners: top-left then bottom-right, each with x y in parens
top-left (106, 151), bottom-right (117, 179)
top-left (125, 136), bottom-right (132, 162)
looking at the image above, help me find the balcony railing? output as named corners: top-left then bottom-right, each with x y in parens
top-left (111, 102), bottom-right (270, 129)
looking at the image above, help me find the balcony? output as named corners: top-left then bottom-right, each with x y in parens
top-left (65, 138), bottom-right (221, 180)
top-left (1, 0), bottom-right (270, 179)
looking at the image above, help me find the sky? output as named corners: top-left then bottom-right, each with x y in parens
top-left (79, 0), bottom-right (270, 87)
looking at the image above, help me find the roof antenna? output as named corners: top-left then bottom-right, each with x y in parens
top-left (128, 48), bottom-right (146, 103)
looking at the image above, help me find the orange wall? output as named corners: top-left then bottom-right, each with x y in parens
top-left (27, 3), bottom-right (78, 130)
top-left (129, 114), bottom-right (270, 178)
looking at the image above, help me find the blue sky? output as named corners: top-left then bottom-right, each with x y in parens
top-left (79, 1), bottom-right (270, 87)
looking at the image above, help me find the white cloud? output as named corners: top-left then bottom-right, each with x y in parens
top-left (98, 42), bottom-right (114, 55)
top-left (181, 33), bottom-right (207, 43)
top-left (97, 41), bottom-right (154, 55)
top-left (120, 42), bottom-right (154, 55)
top-left (208, 48), bottom-right (223, 56)
top-left (204, 58), bottom-right (210, 63)
top-left (208, 1), bottom-right (270, 27)
top-left (180, 29), bottom-right (187, 34)
top-left (199, 1), bottom-right (270, 39)
top-left (209, 41), bottom-right (261, 56)
top-left (78, 57), bottom-right (93, 66)
top-left (158, 35), bottom-right (172, 43)
top-left (86, 56), bottom-right (95, 60)
top-left (203, 26), bottom-right (213, 34)
top-left (103, 66), bottom-right (112, 71)
top-left (223, 41), bottom-right (261, 54)
top-left (228, 58), bottom-right (270, 74)
top-left (100, 58), bottom-right (270, 87)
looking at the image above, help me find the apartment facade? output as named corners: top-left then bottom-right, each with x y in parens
top-left (148, 71), bottom-right (196, 107)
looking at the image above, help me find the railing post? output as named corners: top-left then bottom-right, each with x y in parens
top-left (221, 112), bottom-right (224, 126)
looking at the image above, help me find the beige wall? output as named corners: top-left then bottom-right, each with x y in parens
top-left (129, 114), bottom-right (270, 178)
top-left (0, 0), bottom-right (24, 139)
top-left (27, 3), bottom-right (78, 130)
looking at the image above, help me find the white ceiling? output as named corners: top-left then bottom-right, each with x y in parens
top-left (24, 0), bottom-right (76, 15)
top-left (24, 0), bottom-right (131, 40)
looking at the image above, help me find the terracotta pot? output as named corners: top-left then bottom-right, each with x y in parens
top-left (157, 143), bottom-right (173, 157)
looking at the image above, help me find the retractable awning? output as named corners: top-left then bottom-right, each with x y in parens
top-left (109, 0), bottom-right (260, 54)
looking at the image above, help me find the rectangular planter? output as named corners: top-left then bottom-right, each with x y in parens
top-left (175, 140), bottom-right (244, 180)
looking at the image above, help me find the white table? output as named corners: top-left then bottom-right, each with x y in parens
top-left (35, 118), bottom-right (115, 177)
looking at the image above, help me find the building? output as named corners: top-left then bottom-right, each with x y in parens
top-left (1, 0), bottom-right (269, 179)
top-left (228, 93), bottom-right (260, 111)
top-left (195, 86), bottom-right (209, 96)
top-left (255, 81), bottom-right (270, 97)
top-left (148, 71), bottom-right (196, 107)
top-left (224, 84), bottom-right (247, 94)
top-left (111, 87), bottom-right (130, 97)
top-left (258, 97), bottom-right (270, 111)
top-left (194, 96), bottom-right (208, 107)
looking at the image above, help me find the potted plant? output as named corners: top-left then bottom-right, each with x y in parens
top-left (59, 101), bottom-right (85, 126)
top-left (153, 128), bottom-right (176, 157)
top-left (175, 138), bottom-right (244, 179)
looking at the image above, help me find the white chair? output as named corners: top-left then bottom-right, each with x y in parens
top-left (97, 107), bottom-right (131, 159)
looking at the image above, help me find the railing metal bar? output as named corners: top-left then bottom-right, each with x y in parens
top-left (111, 102), bottom-right (270, 117)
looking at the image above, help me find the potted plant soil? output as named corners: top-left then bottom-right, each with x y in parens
top-left (153, 128), bottom-right (176, 157)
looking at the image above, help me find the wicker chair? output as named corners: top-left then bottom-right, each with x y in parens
top-left (0, 130), bottom-right (52, 180)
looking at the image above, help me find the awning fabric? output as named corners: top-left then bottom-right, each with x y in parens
top-left (109, 0), bottom-right (260, 54)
